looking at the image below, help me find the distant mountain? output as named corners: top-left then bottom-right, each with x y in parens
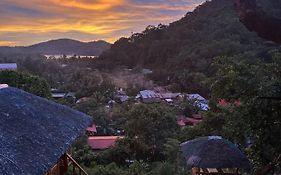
top-left (0, 39), bottom-right (111, 56)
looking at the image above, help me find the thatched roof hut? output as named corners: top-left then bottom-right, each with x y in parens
top-left (0, 86), bottom-right (92, 175)
top-left (181, 136), bottom-right (250, 174)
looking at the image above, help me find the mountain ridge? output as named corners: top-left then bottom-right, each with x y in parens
top-left (0, 39), bottom-right (111, 56)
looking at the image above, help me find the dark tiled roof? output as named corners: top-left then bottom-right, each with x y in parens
top-left (181, 136), bottom-right (250, 170)
top-left (0, 87), bottom-right (92, 175)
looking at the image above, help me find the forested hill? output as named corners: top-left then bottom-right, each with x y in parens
top-left (0, 39), bottom-right (111, 56)
top-left (98, 0), bottom-right (280, 75)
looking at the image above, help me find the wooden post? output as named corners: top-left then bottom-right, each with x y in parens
top-left (59, 154), bottom-right (68, 175)
top-left (192, 167), bottom-right (199, 175)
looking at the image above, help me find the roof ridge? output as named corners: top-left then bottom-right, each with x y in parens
top-left (0, 84), bottom-right (9, 89)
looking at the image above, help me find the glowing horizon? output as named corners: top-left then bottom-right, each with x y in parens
top-left (0, 0), bottom-right (205, 46)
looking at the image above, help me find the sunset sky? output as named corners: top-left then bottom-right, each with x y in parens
top-left (0, 0), bottom-right (205, 46)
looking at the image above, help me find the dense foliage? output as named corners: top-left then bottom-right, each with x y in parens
top-left (97, 0), bottom-right (281, 95)
top-left (210, 51), bottom-right (281, 173)
top-left (0, 53), bottom-right (102, 91)
top-left (72, 103), bottom-right (189, 175)
top-left (0, 71), bottom-right (51, 97)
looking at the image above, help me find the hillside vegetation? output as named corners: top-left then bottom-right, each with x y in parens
top-left (97, 0), bottom-right (281, 94)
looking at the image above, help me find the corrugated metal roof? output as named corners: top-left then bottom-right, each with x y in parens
top-left (0, 87), bottom-right (92, 175)
top-left (197, 103), bottom-right (209, 111)
top-left (0, 63), bottom-right (17, 69)
top-left (160, 93), bottom-right (181, 99)
top-left (186, 94), bottom-right (206, 101)
top-left (87, 124), bottom-right (97, 133)
top-left (140, 90), bottom-right (160, 99)
top-left (51, 92), bottom-right (75, 98)
top-left (186, 94), bottom-right (209, 111)
top-left (177, 116), bottom-right (202, 126)
top-left (116, 95), bottom-right (129, 102)
top-left (88, 136), bottom-right (124, 150)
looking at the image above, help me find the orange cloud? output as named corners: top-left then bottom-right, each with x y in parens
top-left (0, 41), bottom-right (17, 46)
top-left (0, 0), bottom-right (204, 46)
top-left (49, 0), bottom-right (125, 10)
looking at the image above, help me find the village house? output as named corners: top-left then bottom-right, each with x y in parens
top-left (0, 63), bottom-right (17, 71)
top-left (76, 97), bottom-right (92, 104)
top-left (159, 92), bottom-right (182, 103)
top-left (138, 89), bottom-right (183, 104)
top-left (186, 94), bottom-right (209, 111)
top-left (139, 90), bottom-right (162, 103)
top-left (86, 124), bottom-right (97, 136)
top-left (0, 84), bottom-right (92, 175)
top-left (51, 89), bottom-right (76, 103)
top-left (177, 115), bottom-right (202, 127)
top-left (218, 99), bottom-right (241, 108)
top-left (87, 136), bottom-right (124, 150)
top-left (51, 91), bottom-right (76, 99)
top-left (115, 95), bottom-right (129, 103)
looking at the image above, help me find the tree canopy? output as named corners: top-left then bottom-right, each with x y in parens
top-left (0, 71), bottom-right (51, 97)
top-left (210, 51), bottom-right (281, 173)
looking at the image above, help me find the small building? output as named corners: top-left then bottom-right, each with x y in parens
top-left (181, 136), bottom-right (250, 175)
top-left (218, 99), bottom-right (241, 108)
top-left (51, 91), bottom-right (76, 103)
top-left (0, 85), bottom-right (92, 175)
top-left (115, 95), bottom-right (129, 103)
top-left (76, 97), bottom-right (92, 104)
top-left (87, 136), bottom-right (124, 150)
top-left (177, 119), bottom-right (186, 126)
top-left (141, 69), bottom-right (153, 75)
top-left (160, 92), bottom-right (181, 99)
top-left (186, 94), bottom-right (209, 111)
top-left (86, 124), bottom-right (97, 136)
top-left (0, 63), bottom-right (17, 71)
top-left (165, 98), bottom-right (173, 103)
top-left (140, 90), bottom-right (161, 103)
top-left (177, 115), bottom-right (202, 126)
top-left (185, 117), bottom-right (202, 125)
top-left (153, 86), bottom-right (168, 93)
top-left (159, 92), bottom-right (182, 103)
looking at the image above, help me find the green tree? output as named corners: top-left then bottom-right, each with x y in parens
top-left (210, 52), bottom-right (281, 174)
top-left (0, 71), bottom-right (51, 97)
top-left (125, 104), bottom-right (180, 162)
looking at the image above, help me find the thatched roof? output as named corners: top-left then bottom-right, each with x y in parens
top-left (181, 136), bottom-right (250, 170)
top-left (0, 86), bottom-right (92, 175)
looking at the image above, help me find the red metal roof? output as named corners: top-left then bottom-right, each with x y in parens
top-left (177, 120), bottom-right (186, 126)
top-left (185, 117), bottom-right (201, 125)
top-left (86, 124), bottom-right (97, 133)
top-left (218, 99), bottom-right (241, 107)
top-left (177, 115), bottom-right (202, 126)
top-left (87, 136), bottom-right (124, 150)
top-left (192, 114), bottom-right (203, 119)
